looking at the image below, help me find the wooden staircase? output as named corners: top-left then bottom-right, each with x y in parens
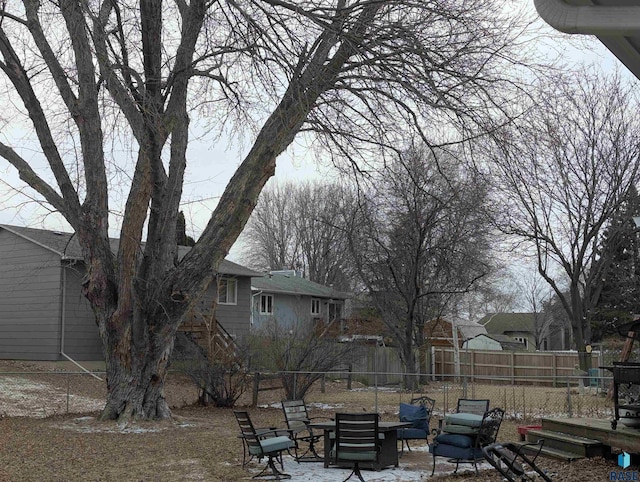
top-left (179, 308), bottom-right (240, 364)
top-left (516, 419), bottom-right (609, 461)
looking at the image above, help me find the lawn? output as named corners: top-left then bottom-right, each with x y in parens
top-left (0, 361), bottom-right (623, 481)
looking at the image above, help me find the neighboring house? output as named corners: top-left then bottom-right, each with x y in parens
top-left (424, 318), bottom-right (488, 348)
top-left (250, 270), bottom-right (350, 331)
top-left (478, 312), bottom-right (571, 352)
top-left (0, 224), bottom-right (260, 361)
top-left (479, 313), bottom-right (536, 352)
top-left (462, 334), bottom-right (503, 351)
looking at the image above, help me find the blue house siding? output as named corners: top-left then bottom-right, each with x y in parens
top-left (251, 291), bottom-right (345, 332)
top-left (0, 229), bottom-right (62, 360)
top-left (252, 293), bottom-right (313, 329)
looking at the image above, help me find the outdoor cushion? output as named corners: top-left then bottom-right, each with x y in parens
top-left (399, 403), bottom-right (429, 430)
top-left (248, 435), bottom-right (295, 456)
top-left (434, 433), bottom-right (474, 449)
top-left (331, 443), bottom-right (378, 461)
top-left (442, 424), bottom-right (480, 435)
top-left (445, 412), bottom-right (483, 427)
top-left (430, 442), bottom-right (483, 460)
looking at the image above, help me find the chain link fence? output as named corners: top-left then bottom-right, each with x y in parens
top-left (253, 369), bottom-right (615, 423)
top-left (0, 367), bottom-right (617, 423)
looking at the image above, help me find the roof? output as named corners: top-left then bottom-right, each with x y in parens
top-left (535, 0), bottom-right (640, 80)
top-left (490, 334), bottom-right (528, 350)
top-left (0, 224), bottom-right (260, 277)
top-left (251, 272), bottom-right (350, 299)
top-left (456, 320), bottom-right (488, 340)
top-left (424, 318), bottom-right (488, 342)
top-left (478, 312), bottom-right (535, 335)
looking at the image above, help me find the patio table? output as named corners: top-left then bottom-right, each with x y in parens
top-left (307, 420), bottom-right (413, 470)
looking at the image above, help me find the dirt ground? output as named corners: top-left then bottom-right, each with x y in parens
top-left (0, 360), bottom-right (628, 481)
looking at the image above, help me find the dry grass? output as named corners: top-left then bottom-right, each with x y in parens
top-left (0, 361), bottom-right (625, 481)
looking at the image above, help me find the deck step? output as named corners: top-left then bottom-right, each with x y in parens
top-left (512, 441), bottom-right (585, 462)
top-left (526, 429), bottom-right (605, 458)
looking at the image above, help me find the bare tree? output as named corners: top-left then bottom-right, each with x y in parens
top-left (346, 146), bottom-right (494, 388)
top-left (490, 68), bottom-right (640, 370)
top-left (247, 318), bottom-right (362, 400)
top-left (517, 270), bottom-right (554, 350)
top-left (0, 0), bottom-right (530, 421)
top-left (241, 181), bottom-right (355, 289)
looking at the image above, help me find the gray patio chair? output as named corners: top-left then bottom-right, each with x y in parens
top-left (332, 412), bottom-right (381, 482)
top-left (281, 399), bottom-right (325, 462)
top-left (234, 410), bottom-right (295, 480)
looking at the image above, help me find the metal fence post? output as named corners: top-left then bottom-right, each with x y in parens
top-left (252, 371), bottom-right (259, 407)
top-left (567, 378), bottom-right (573, 418)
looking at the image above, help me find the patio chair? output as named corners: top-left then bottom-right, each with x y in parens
top-left (435, 398), bottom-right (490, 436)
top-left (332, 412), bottom-right (381, 482)
top-left (234, 410), bottom-right (295, 480)
top-left (482, 440), bottom-right (551, 481)
top-left (397, 395), bottom-right (435, 453)
top-left (281, 399), bottom-right (326, 461)
top-left (430, 407), bottom-right (504, 476)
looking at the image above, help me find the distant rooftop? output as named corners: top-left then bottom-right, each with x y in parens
top-left (252, 271), bottom-right (350, 299)
top-left (0, 224), bottom-right (260, 277)
top-left (478, 312), bottom-right (535, 334)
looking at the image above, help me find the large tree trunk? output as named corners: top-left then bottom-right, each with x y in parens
top-left (99, 311), bottom-right (178, 422)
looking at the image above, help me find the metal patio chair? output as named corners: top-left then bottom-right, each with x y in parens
top-left (281, 399), bottom-right (325, 462)
top-left (332, 412), bottom-right (381, 482)
top-left (234, 410), bottom-right (295, 480)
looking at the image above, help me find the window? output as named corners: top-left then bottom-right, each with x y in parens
top-left (514, 336), bottom-right (528, 349)
top-left (311, 298), bottom-right (321, 315)
top-left (328, 301), bottom-right (342, 321)
top-left (260, 294), bottom-right (273, 315)
top-left (218, 277), bottom-right (237, 305)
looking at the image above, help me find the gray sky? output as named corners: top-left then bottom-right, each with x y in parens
top-left (0, 2), bottom-right (633, 252)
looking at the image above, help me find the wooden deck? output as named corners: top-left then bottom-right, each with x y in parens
top-left (542, 417), bottom-right (640, 454)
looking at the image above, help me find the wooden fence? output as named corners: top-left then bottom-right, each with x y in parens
top-left (432, 347), bottom-right (603, 386)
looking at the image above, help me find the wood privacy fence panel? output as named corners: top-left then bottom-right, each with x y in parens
top-left (350, 345), bottom-right (404, 385)
top-left (433, 348), bottom-right (602, 385)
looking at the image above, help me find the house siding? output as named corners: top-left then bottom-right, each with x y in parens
top-left (252, 293), bottom-right (343, 330)
top-left (0, 230), bottom-right (62, 360)
top-left (62, 263), bottom-right (104, 360)
top-left (216, 277), bottom-right (252, 340)
top-left (188, 276), bottom-right (253, 342)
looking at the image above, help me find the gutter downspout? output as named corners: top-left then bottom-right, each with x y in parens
top-left (60, 261), bottom-right (103, 381)
top-left (251, 290), bottom-right (263, 329)
top-left (534, 0), bottom-right (640, 35)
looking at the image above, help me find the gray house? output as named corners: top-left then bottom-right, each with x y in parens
top-left (250, 270), bottom-right (350, 331)
top-left (478, 312), bottom-right (571, 352)
top-left (0, 224), bottom-right (259, 361)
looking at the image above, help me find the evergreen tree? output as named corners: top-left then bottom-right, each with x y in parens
top-left (593, 186), bottom-right (640, 340)
top-left (177, 212), bottom-right (196, 247)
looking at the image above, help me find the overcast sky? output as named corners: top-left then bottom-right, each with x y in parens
top-left (0, 2), bottom-right (633, 257)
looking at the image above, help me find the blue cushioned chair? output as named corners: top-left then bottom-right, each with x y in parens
top-left (397, 396), bottom-right (435, 453)
top-left (430, 407), bottom-right (504, 476)
top-left (234, 410), bottom-right (295, 480)
top-left (332, 412), bottom-right (381, 482)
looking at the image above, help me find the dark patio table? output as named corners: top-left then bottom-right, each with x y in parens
top-left (307, 420), bottom-right (413, 470)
